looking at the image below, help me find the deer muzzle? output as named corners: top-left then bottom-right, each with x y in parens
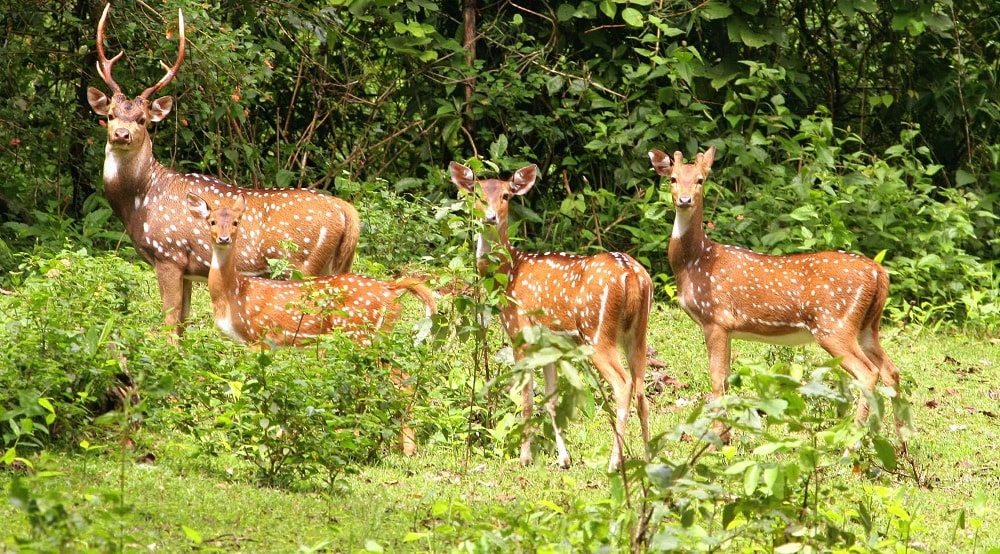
top-left (110, 127), bottom-right (132, 145)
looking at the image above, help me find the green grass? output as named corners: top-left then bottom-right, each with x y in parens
top-left (1, 253), bottom-right (999, 552)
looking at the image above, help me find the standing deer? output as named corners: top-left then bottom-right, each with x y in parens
top-left (649, 146), bottom-right (905, 446)
top-left (188, 193), bottom-right (436, 455)
top-left (450, 161), bottom-right (655, 471)
top-left (87, 4), bottom-right (360, 338)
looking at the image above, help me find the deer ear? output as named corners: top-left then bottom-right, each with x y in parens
top-left (449, 161), bottom-right (477, 194)
top-left (149, 96), bottom-right (174, 123)
top-left (233, 194), bottom-right (247, 214)
top-left (87, 87), bottom-right (111, 116)
top-left (701, 145), bottom-right (717, 167)
top-left (187, 193), bottom-right (210, 219)
top-left (648, 149), bottom-right (672, 176)
top-left (510, 164), bottom-right (537, 196)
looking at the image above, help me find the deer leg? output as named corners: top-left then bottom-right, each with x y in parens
top-left (626, 340), bottom-right (651, 457)
top-left (391, 367), bottom-right (417, 456)
top-left (543, 363), bottom-right (571, 469)
top-left (590, 347), bottom-right (631, 471)
top-left (818, 337), bottom-right (881, 428)
top-left (180, 277), bottom-right (193, 322)
top-left (859, 329), bottom-right (900, 393)
top-left (154, 263), bottom-right (187, 340)
top-left (519, 366), bottom-right (535, 467)
top-left (859, 329), bottom-right (907, 446)
top-left (703, 324), bottom-right (733, 443)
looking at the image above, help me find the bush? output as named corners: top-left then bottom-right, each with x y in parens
top-left (0, 248), bottom-right (161, 452)
top-left (176, 324), bottom-right (437, 489)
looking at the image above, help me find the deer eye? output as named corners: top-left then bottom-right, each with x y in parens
top-left (137, 116), bottom-right (147, 126)
top-left (209, 220), bottom-right (216, 226)
top-left (697, 178), bottom-right (704, 184)
top-left (501, 192), bottom-right (512, 201)
top-left (670, 177), bottom-right (677, 184)
top-left (232, 221), bottom-right (238, 227)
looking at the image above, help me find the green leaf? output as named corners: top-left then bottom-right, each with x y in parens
top-left (725, 459), bottom-right (756, 475)
top-left (873, 436), bottom-right (897, 470)
top-left (524, 346), bottom-right (563, 368)
top-left (955, 169), bottom-right (976, 187)
top-left (599, 0), bottom-right (616, 18)
top-left (547, 75), bottom-right (566, 95)
top-left (536, 499), bottom-right (565, 513)
top-left (182, 526), bottom-right (203, 544)
top-left (788, 205), bottom-right (818, 222)
top-left (37, 397), bottom-right (55, 414)
top-left (489, 134), bottom-right (509, 160)
top-left (403, 531), bottom-right (431, 543)
top-left (700, 2), bottom-right (733, 19)
top-left (756, 398), bottom-right (788, 417)
top-left (646, 463), bottom-right (675, 487)
top-left (762, 465), bottom-right (782, 497)
top-left (621, 7), bottom-right (644, 27)
top-left (275, 169), bottom-right (295, 189)
top-left (744, 463), bottom-right (760, 495)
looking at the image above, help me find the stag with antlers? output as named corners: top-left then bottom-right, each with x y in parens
top-left (87, 4), bottom-right (360, 338)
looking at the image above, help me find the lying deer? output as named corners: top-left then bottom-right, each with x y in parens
top-left (450, 161), bottom-right (657, 471)
top-left (649, 146), bottom-right (906, 446)
top-left (87, 4), bottom-right (359, 338)
top-left (188, 193), bottom-right (435, 455)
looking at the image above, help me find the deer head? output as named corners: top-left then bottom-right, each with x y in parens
top-left (87, 3), bottom-right (185, 155)
top-left (449, 161), bottom-right (538, 267)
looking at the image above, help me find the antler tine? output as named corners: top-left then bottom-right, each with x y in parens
top-left (95, 3), bottom-right (123, 94)
top-left (673, 150), bottom-right (684, 167)
top-left (140, 8), bottom-right (186, 100)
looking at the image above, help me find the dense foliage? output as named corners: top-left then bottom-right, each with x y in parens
top-left (0, 0), bottom-right (997, 328)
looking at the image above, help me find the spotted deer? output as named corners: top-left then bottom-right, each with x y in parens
top-left (450, 161), bottom-right (656, 471)
top-left (87, 4), bottom-right (360, 338)
top-left (188, 193), bottom-right (435, 455)
top-left (649, 146), bottom-right (905, 446)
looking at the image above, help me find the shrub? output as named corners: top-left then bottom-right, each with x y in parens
top-left (0, 248), bottom-right (160, 452)
top-left (179, 327), bottom-right (437, 489)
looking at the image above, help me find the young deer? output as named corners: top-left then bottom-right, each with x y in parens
top-left (188, 193), bottom-right (435, 455)
top-left (649, 146), bottom-right (905, 446)
top-left (450, 161), bottom-right (655, 471)
top-left (88, 4), bottom-right (360, 338)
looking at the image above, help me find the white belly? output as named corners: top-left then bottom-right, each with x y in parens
top-left (732, 329), bottom-right (815, 346)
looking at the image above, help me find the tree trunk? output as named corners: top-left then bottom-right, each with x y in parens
top-left (462, 0), bottom-right (477, 137)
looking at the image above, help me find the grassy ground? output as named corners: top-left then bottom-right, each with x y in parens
top-left (1, 277), bottom-right (998, 552)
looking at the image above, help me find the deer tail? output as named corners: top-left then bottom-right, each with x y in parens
top-left (331, 200), bottom-right (362, 274)
top-left (392, 278), bottom-right (437, 318)
top-left (863, 262), bottom-right (891, 335)
top-left (616, 255), bottom-right (653, 349)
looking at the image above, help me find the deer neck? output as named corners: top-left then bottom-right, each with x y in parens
top-left (102, 138), bottom-right (173, 221)
top-left (207, 243), bottom-right (246, 343)
top-left (668, 203), bottom-right (713, 277)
